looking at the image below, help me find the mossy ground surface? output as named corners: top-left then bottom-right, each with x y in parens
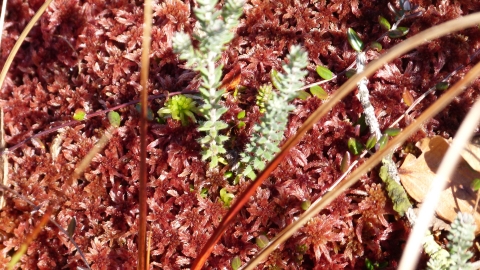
top-left (0, 0), bottom-right (480, 269)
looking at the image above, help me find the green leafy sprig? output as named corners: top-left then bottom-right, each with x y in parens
top-left (240, 46), bottom-right (308, 179)
top-left (172, 0), bottom-right (244, 168)
top-left (425, 212), bottom-right (476, 270)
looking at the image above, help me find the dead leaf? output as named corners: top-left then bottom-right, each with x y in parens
top-left (462, 142), bottom-right (480, 172)
top-left (219, 64), bottom-right (242, 92)
top-left (399, 136), bottom-right (480, 234)
top-left (413, 205), bottom-right (451, 232)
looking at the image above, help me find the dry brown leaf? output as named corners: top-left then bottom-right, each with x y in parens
top-left (462, 142), bottom-right (480, 172)
top-left (399, 136), bottom-right (480, 234)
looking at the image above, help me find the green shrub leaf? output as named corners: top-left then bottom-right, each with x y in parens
top-left (348, 137), bottom-right (364, 155)
top-left (108, 111), bottom-right (121, 127)
top-left (370, 41), bottom-right (383, 51)
top-left (73, 109), bottom-right (86, 121)
top-left (435, 81), bottom-right (449, 90)
top-left (387, 27), bottom-right (409, 38)
top-left (377, 135), bottom-right (389, 150)
top-left (300, 200), bottom-right (311, 211)
top-left (296, 90), bottom-right (311, 100)
top-left (315, 65), bottom-right (334, 80)
top-left (256, 235), bottom-right (269, 248)
top-left (347, 28), bottom-right (365, 52)
top-left (384, 128), bottom-right (401, 136)
top-left (366, 135), bottom-right (377, 150)
top-left (237, 110), bottom-right (245, 119)
top-left (345, 69), bottom-right (357, 78)
top-left (471, 178), bottom-right (480, 191)
top-left (231, 256), bottom-right (242, 270)
top-left (378, 16), bottom-right (391, 30)
top-left (310, 85), bottom-right (328, 100)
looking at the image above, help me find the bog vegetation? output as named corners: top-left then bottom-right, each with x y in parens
top-left (0, 0), bottom-right (480, 269)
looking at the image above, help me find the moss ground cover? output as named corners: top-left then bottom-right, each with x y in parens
top-left (0, 0), bottom-right (480, 269)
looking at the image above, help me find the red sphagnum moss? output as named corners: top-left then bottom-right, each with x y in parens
top-left (1, 0), bottom-right (480, 269)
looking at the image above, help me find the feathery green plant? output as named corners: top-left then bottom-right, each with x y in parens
top-left (239, 46), bottom-right (308, 179)
top-left (425, 212), bottom-right (476, 270)
top-left (172, 0), bottom-right (244, 168)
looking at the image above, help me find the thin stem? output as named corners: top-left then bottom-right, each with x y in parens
top-left (138, 0), bottom-right (153, 268)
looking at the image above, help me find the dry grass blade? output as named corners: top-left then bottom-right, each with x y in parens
top-left (138, 0), bottom-right (153, 269)
top-left (146, 231), bottom-right (152, 270)
top-left (70, 127), bottom-right (115, 185)
top-left (0, 183), bottom-right (91, 269)
top-left (0, 0), bottom-right (54, 89)
top-left (7, 207), bottom-right (53, 270)
top-left (0, 0), bottom-right (6, 50)
top-left (0, 107), bottom-right (6, 209)
top-left (0, 1), bottom-right (54, 209)
top-left (398, 96), bottom-right (480, 269)
top-left (194, 12), bottom-right (480, 269)
top-left (239, 13), bottom-right (480, 269)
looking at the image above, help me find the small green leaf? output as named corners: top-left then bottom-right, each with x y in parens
top-left (237, 110), bottom-right (246, 119)
top-left (200, 187), bottom-right (208, 198)
top-left (315, 65), bottom-right (334, 80)
top-left (296, 90), bottom-right (311, 100)
top-left (340, 151), bottom-right (351, 173)
top-left (348, 137), bottom-right (364, 155)
top-left (271, 69), bottom-right (281, 89)
top-left (224, 171), bottom-right (233, 178)
top-left (472, 178), bottom-right (480, 191)
top-left (310, 85), bottom-right (328, 100)
top-left (231, 256), bottom-right (242, 270)
top-left (378, 16), bottom-right (391, 30)
top-left (370, 41), bottom-right (383, 51)
top-left (435, 81), bottom-right (449, 90)
top-left (220, 188), bottom-right (234, 207)
top-left (73, 109), bottom-right (86, 121)
top-left (365, 258), bottom-right (374, 270)
top-left (377, 135), bottom-right (389, 150)
top-left (67, 217), bottom-right (76, 237)
top-left (256, 235), bottom-right (269, 248)
top-left (300, 200), bottom-right (311, 211)
top-left (233, 175), bottom-right (241, 185)
top-left (347, 28), bottom-right (365, 52)
top-left (237, 121), bottom-right (246, 129)
top-left (384, 128), bottom-right (401, 136)
top-left (108, 111), bottom-right (121, 127)
top-left (387, 27), bottom-right (409, 38)
top-left (233, 87), bottom-right (239, 100)
top-left (345, 69), bottom-right (357, 78)
top-left (366, 135), bottom-right (377, 150)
